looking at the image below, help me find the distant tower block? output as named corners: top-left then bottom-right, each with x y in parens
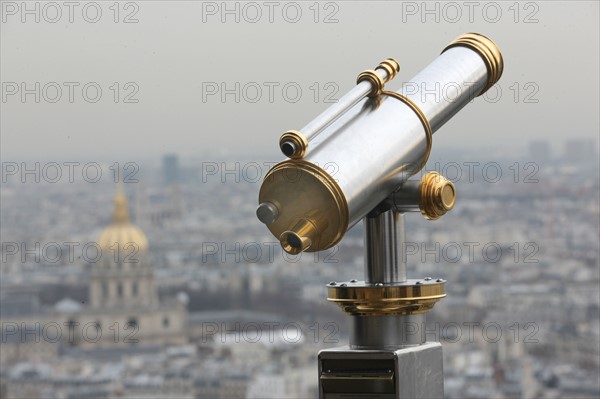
top-left (564, 139), bottom-right (597, 162)
top-left (528, 140), bottom-right (551, 162)
top-left (163, 154), bottom-right (180, 184)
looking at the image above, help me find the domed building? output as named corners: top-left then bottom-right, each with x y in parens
top-left (77, 188), bottom-right (187, 348)
top-left (90, 189), bottom-right (154, 309)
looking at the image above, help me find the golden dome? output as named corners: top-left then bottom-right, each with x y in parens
top-left (98, 188), bottom-right (148, 252)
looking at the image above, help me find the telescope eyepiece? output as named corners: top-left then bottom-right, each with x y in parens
top-left (281, 141), bottom-right (296, 158)
top-left (281, 231), bottom-right (311, 254)
top-left (279, 217), bottom-right (321, 254)
top-left (279, 131), bottom-right (307, 159)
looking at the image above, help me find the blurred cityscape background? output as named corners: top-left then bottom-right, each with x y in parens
top-left (1, 138), bottom-right (598, 399)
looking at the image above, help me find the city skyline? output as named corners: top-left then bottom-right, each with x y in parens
top-left (1, 144), bottom-right (598, 398)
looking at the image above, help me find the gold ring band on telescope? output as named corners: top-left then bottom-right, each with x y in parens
top-left (381, 91), bottom-right (433, 173)
top-left (375, 58), bottom-right (400, 83)
top-left (356, 70), bottom-right (385, 98)
top-left (442, 32), bottom-right (504, 96)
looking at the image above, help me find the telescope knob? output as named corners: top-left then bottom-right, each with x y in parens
top-left (419, 172), bottom-right (456, 220)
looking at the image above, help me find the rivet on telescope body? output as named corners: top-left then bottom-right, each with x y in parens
top-left (256, 202), bottom-right (279, 225)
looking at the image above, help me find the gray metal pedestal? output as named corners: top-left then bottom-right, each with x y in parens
top-left (318, 342), bottom-right (444, 399)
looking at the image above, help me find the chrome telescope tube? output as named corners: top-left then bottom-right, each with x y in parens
top-left (258, 33), bottom-right (503, 254)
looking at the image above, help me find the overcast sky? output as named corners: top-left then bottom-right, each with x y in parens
top-left (1, 1), bottom-right (598, 161)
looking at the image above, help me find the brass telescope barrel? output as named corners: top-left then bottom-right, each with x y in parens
top-left (258, 33), bottom-right (503, 254)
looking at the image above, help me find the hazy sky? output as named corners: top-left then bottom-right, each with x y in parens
top-left (1, 1), bottom-right (598, 161)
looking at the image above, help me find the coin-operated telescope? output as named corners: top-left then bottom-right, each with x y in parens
top-left (257, 33), bottom-right (503, 399)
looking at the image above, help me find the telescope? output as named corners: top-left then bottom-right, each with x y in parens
top-left (257, 33), bottom-right (503, 398)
